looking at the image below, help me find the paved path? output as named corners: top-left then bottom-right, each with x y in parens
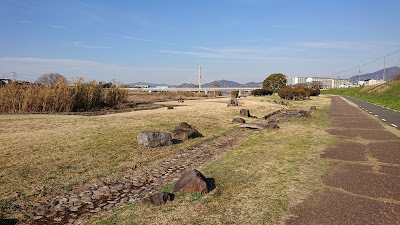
top-left (286, 96), bottom-right (400, 225)
top-left (341, 95), bottom-right (400, 130)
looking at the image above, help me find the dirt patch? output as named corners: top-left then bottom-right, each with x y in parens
top-left (285, 189), bottom-right (400, 225)
top-left (380, 165), bottom-right (400, 177)
top-left (368, 141), bottom-right (400, 164)
top-left (323, 162), bottom-right (400, 201)
top-left (320, 141), bottom-right (367, 161)
top-left (326, 129), bottom-right (399, 140)
top-left (331, 121), bottom-right (384, 129)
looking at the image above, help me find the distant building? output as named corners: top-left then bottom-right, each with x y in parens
top-left (155, 86), bottom-right (168, 89)
top-left (291, 77), bottom-right (351, 89)
top-left (0, 79), bottom-right (12, 86)
top-left (134, 85), bottom-right (149, 88)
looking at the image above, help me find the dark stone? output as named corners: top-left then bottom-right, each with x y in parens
top-left (265, 123), bottom-right (280, 129)
top-left (171, 122), bottom-right (202, 140)
top-left (227, 98), bottom-right (239, 106)
top-left (232, 117), bottom-right (246, 123)
top-left (240, 109), bottom-right (251, 117)
top-left (239, 122), bottom-right (279, 130)
top-left (142, 192), bottom-right (175, 206)
top-left (167, 106), bottom-right (174, 109)
top-left (171, 169), bottom-right (213, 194)
top-left (137, 131), bottom-right (173, 148)
top-left (178, 99), bottom-right (184, 103)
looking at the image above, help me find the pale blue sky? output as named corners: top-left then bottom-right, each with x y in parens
top-left (1, 0), bottom-right (400, 84)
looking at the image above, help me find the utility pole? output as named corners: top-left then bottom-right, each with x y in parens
top-left (198, 65), bottom-right (201, 89)
top-left (383, 56), bottom-right (386, 81)
top-left (359, 65), bottom-right (361, 84)
top-left (12, 72), bottom-right (16, 81)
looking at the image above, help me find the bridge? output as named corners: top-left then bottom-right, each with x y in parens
top-left (122, 87), bottom-right (259, 92)
top-left (123, 66), bottom-right (261, 93)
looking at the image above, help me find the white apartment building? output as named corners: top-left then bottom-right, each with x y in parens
top-left (292, 77), bottom-right (351, 89)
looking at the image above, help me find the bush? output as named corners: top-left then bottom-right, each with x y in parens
top-left (277, 87), bottom-right (319, 100)
top-left (0, 80), bottom-right (127, 113)
top-left (251, 88), bottom-right (273, 96)
top-left (231, 90), bottom-right (239, 98)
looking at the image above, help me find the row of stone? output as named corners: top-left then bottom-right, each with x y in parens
top-left (28, 131), bottom-right (245, 224)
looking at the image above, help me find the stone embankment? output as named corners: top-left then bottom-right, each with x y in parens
top-left (27, 131), bottom-right (247, 224)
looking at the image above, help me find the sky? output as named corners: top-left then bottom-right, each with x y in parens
top-left (1, 0), bottom-right (400, 85)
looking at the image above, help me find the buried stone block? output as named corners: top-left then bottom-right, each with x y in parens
top-left (137, 131), bottom-right (173, 148)
top-left (239, 122), bottom-right (279, 130)
top-left (232, 117), bottom-right (246, 123)
top-left (227, 98), bottom-right (239, 107)
top-left (240, 109), bottom-right (251, 117)
top-left (142, 192), bottom-right (175, 206)
top-left (171, 169), bottom-right (214, 194)
top-left (171, 122), bottom-right (202, 140)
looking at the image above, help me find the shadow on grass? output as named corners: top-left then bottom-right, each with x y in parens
top-left (172, 139), bottom-right (183, 144)
top-left (0, 219), bottom-right (18, 225)
top-left (207, 178), bottom-right (217, 192)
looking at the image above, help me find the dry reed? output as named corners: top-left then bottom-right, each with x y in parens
top-left (0, 81), bottom-right (127, 113)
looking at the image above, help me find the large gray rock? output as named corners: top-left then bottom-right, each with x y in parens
top-left (240, 109), bottom-right (251, 117)
top-left (232, 117), bottom-right (246, 123)
top-left (227, 98), bottom-right (239, 107)
top-left (171, 122), bottom-right (202, 140)
top-left (142, 192), bottom-right (174, 206)
top-left (171, 169), bottom-right (213, 194)
top-left (137, 131), bottom-right (173, 147)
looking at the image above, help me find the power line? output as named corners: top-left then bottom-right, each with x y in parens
top-left (330, 49), bottom-right (400, 78)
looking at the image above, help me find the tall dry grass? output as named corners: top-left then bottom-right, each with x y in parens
top-left (0, 80), bottom-right (127, 113)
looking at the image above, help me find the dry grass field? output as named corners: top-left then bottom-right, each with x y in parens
top-left (90, 95), bottom-right (334, 224)
top-left (0, 95), bottom-right (287, 218)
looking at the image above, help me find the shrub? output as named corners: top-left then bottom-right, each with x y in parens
top-left (0, 80), bottom-right (127, 113)
top-left (251, 88), bottom-right (273, 96)
top-left (231, 90), bottom-right (239, 98)
top-left (278, 87), bottom-right (319, 100)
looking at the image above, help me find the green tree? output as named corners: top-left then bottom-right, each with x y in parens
top-left (263, 73), bottom-right (287, 92)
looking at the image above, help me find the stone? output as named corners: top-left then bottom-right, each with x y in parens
top-left (239, 123), bottom-right (268, 130)
top-left (265, 123), bottom-right (280, 129)
top-left (178, 99), bottom-right (184, 103)
top-left (171, 122), bottom-right (202, 140)
top-left (142, 192), bottom-right (175, 206)
top-left (171, 169), bottom-right (213, 194)
top-left (137, 130), bottom-right (173, 148)
top-left (232, 117), bottom-right (245, 123)
top-left (240, 109), bottom-right (251, 117)
top-left (167, 106), bottom-right (174, 109)
top-left (227, 98), bottom-right (239, 106)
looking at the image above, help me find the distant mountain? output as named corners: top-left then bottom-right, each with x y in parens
top-left (241, 82), bottom-right (263, 88)
top-left (130, 80), bottom-right (263, 88)
top-left (129, 82), bottom-right (169, 87)
top-left (200, 80), bottom-right (262, 88)
top-left (348, 66), bottom-right (400, 83)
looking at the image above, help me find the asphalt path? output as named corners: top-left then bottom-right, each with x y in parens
top-left (341, 95), bottom-right (400, 130)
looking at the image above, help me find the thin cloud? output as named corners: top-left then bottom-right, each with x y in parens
top-left (48, 24), bottom-right (66, 29)
top-left (18, 20), bottom-right (32, 24)
top-left (0, 57), bottom-right (193, 71)
top-left (121, 35), bottom-right (176, 45)
top-left (73, 41), bottom-right (112, 49)
top-left (295, 41), bottom-right (391, 50)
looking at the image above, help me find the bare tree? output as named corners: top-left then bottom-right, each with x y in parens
top-left (35, 73), bottom-right (67, 86)
top-left (389, 72), bottom-right (400, 82)
top-left (311, 81), bottom-right (323, 89)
